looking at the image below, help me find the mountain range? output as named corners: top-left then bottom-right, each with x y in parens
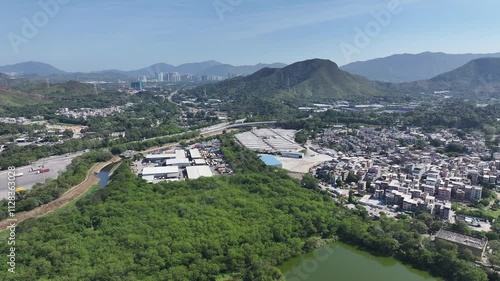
top-left (0, 61), bottom-right (287, 79)
top-left (3, 55), bottom-right (500, 111)
top-left (340, 52), bottom-right (500, 83)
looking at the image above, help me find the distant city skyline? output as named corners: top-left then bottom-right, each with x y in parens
top-left (2, 0), bottom-right (500, 72)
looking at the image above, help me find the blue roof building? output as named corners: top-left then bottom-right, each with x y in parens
top-left (260, 155), bottom-right (282, 168)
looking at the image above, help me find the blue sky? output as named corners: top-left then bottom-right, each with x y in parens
top-left (1, 0), bottom-right (499, 72)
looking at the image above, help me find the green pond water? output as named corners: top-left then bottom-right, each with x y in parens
top-left (279, 243), bottom-right (440, 281)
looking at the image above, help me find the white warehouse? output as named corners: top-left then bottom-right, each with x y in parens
top-left (166, 158), bottom-right (192, 167)
top-left (141, 166), bottom-right (179, 179)
top-left (186, 166), bottom-right (213, 180)
top-left (145, 153), bottom-right (176, 162)
top-left (189, 149), bottom-right (202, 159)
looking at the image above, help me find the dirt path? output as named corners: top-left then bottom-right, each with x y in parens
top-left (0, 157), bottom-right (120, 230)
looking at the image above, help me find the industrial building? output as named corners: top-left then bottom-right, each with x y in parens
top-left (260, 155), bottom-right (283, 168)
top-left (186, 166), bottom-right (213, 180)
top-left (193, 159), bottom-right (207, 165)
top-left (175, 150), bottom-right (186, 159)
top-left (435, 229), bottom-right (487, 257)
top-left (166, 158), bottom-right (191, 167)
top-left (141, 166), bottom-right (179, 183)
top-left (189, 149), bottom-right (202, 159)
top-left (145, 153), bottom-right (176, 162)
top-left (281, 151), bottom-right (304, 159)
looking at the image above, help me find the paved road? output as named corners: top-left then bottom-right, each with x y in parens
top-left (167, 88), bottom-right (182, 106)
top-left (0, 152), bottom-right (84, 199)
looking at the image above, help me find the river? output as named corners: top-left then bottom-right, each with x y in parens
top-left (279, 242), bottom-right (439, 281)
top-left (95, 163), bottom-right (116, 188)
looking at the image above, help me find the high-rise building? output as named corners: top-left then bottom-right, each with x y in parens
top-left (131, 81), bottom-right (143, 91)
top-left (156, 72), bottom-right (164, 82)
top-left (167, 72), bottom-right (181, 83)
top-left (470, 186), bottom-right (482, 201)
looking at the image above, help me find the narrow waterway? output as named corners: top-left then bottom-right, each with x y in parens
top-left (95, 163), bottom-right (116, 188)
top-left (279, 242), bottom-right (440, 281)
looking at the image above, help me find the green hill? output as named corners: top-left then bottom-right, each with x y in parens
top-left (0, 75), bottom-right (46, 108)
top-left (429, 57), bottom-right (500, 93)
top-left (184, 59), bottom-right (385, 117)
top-left (385, 58), bottom-right (500, 95)
top-left (0, 80), bottom-right (96, 115)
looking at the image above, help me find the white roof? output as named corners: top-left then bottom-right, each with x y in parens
top-left (186, 166), bottom-right (213, 180)
top-left (142, 166), bottom-right (178, 176)
top-left (145, 153), bottom-right (176, 159)
top-left (166, 158), bottom-right (191, 165)
top-left (175, 150), bottom-right (186, 159)
top-left (194, 159), bottom-right (207, 165)
top-left (189, 149), bottom-right (202, 159)
top-left (142, 175), bottom-right (155, 183)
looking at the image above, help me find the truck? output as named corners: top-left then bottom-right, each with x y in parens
top-left (37, 168), bottom-right (50, 174)
top-left (30, 165), bottom-right (44, 172)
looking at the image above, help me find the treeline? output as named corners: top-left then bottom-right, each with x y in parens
top-left (0, 150), bottom-right (113, 218)
top-left (337, 211), bottom-right (489, 281)
top-left (0, 131), bottom-right (199, 170)
top-left (219, 135), bottom-right (267, 174)
top-left (277, 100), bottom-right (500, 142)
top-left (0, 123), bottom-right (44, 136)
top-left (403, 101), bottom-right (500, 132)
top-left (277, 109), bottom-right (396, 138)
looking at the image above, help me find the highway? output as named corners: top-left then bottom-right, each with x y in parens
top-left (0, 152), bottom-right (84, 199)
top-left (199, 120), bottom-right (276, 136)
top-left (167, 88), bottom-right (182, 106)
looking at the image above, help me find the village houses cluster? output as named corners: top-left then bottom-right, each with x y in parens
top-left (316, 126), bottom-right (500, 222)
